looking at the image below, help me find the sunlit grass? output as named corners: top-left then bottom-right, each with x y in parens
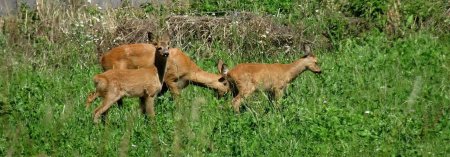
top-left (1, 30), bottom-right (449, 156)
top-left (1, 1), bottom-right (449, 156)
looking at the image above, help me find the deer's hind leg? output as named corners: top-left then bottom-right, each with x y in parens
top-left (272, 87), bottom-right (285, 109)
top-left (93, 92), bottom-right (122, 124)
top-left (166, 79), bottom-right (181, 98)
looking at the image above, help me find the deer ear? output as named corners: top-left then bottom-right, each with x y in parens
top-left (218, 60), bottom-right (224, 73)
top-left (221, 64), bottom-right (229, 75)
top-left (161, 32), bottom-right (170, 44)
top-left (148, 32), bottom-right (158, 45)
top-left (218, 60), bottom-right (229, 75)
top-left (303, 44), bottom-right (311, 55)
top-left (147, 32), bottom-right (154, 42)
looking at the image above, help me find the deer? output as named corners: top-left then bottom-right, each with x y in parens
top-left (99, 32), bottom-right (171, 107)
top-left (100, 32), bottom-right (169, 82)
top-left (218, 45), bottom-right (322, 113)
top-left (85, 34), bottom-right (170, 124)
top-left (162, 48), bottom-right (229, 97)
top-left (100, 33), bottom-right (228, 99)
top-left (85, 67), bottom-right (165, 124)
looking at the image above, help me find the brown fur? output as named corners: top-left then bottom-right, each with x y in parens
top-left (99, 34), bottom-right (170, 107)
top-left (100, 33), bottom-right (170, 82)
top-left (219, 53), bottom-right (321, 113)
top-left (163, 48), bottom-right (228, 97)
top-left (101, 43), bottom-right (158, 70)
top-left (101, 45), bottom-right (228, 98)
top-left (85, 67), bottom-right (163, 123)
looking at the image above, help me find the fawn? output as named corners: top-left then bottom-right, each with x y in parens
top-left (218, 45), bottom-right (321, 112)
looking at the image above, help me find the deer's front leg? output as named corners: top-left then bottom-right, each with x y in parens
top-left (232, 95), bottom-right (243, 113)
top-left (232, 85), bottom-right (255, 113)
top-left (85, 92), bottom-right (99, 109)
top-left (143, 96), bottom-right (156, 117)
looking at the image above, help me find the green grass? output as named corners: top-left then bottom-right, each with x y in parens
top-left (1, 30), bottom-right (449, 156)
top-left (1, 1), bottom-right (449, 155)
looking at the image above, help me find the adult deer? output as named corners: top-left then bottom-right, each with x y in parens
top-left (218, 45), bottom-right (322, 112)
top-left (100, 32), bottom-right (169, 82)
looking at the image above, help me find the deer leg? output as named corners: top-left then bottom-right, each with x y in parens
top-left (232, 95), bottom-right (243, 113)
top-left (139, 97), bottom-right (147, 115)
top-left (140, 95), bottom-right (156, 118)
top-left (158, 83), bottom-right (170, 96)
top-left (142, 94), bottom-right (161, 155)
top-left (93, 93), bottom-right (121, 124)
top-left (176, 79), bottom-right (189, 89)
top-left (166, 80), bottom-right (181, 98)
top-left (117, 98), bottom-right (124, 108)
top-left (232, 87), bottom-right (255, 113)
top-left (85, 91), bottom-right (99, 109)
top-left (273, 88), bottom-right (285, 109)
top-left (142, 86), bottom-right (160, 118)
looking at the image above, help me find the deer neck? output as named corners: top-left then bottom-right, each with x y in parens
top-left (155, 54), bottom-right (169, 83)
top-left (287, 58), bottom-right (308, 79)
top-left (187, 69), bottom-right (223, 90)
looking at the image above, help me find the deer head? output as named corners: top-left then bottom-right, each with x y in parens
top-left (149, 32), bottom-right (170, 57)
top-left (302, 44), bottom-right (321, 74)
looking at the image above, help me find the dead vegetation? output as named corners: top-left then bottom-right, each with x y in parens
top-left (0, 1), bottom-right (400, 65)
top-left (167, 12), bottom-right (297, 48)
top-left (96, 11), bottom-right (331, 58)
top-left (0, 3), bottom-right (344, 62)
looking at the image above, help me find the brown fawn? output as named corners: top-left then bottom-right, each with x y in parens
top-left (100, 33), bottom-right (228, 98)
top-left (218, 45), bottom-right (322, 112)
top-left (85, 34), bottom-right (170, 123)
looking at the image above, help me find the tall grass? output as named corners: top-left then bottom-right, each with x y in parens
top-left (1, 1), bottom-right (449, 156)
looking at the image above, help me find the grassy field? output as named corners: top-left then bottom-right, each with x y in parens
top-left (1, 1), bottom-right (450, 156)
